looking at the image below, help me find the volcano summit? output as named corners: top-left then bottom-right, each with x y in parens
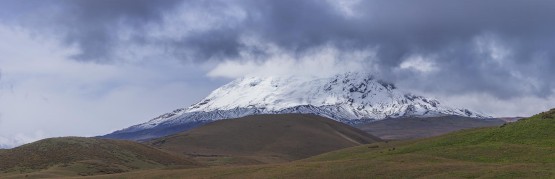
top-left (103, 72), bottom-right (488, 140)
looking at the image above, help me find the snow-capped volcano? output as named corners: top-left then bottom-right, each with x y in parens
top-left (102, 72), bottom-right (488, 140)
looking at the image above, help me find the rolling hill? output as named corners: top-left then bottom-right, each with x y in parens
top-left (92, 108), bottom-right (555, 178)
top-left (147, 114), bottom-right (381, 165)
top-left (0, 137), bottom-right (197, 178)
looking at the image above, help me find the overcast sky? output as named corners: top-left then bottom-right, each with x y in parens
top-left (1, 0), bottom-right (554, 148)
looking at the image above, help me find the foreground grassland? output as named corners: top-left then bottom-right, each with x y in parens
top-left (88, 109), bottom-right (555, 178)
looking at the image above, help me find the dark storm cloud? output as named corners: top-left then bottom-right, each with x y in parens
top-left (57, 0), bottom-right (183, 62)
top-left (1, 0), bottom-right (183, 62)
top-left (4, 0), bottom-right (555, 98)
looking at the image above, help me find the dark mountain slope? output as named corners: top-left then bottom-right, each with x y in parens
top-left (356, 115), bottom-right (505, 140)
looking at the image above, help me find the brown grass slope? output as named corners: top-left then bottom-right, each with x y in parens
top-left (357, 115), bottom-right (505, 140)
top-left (148, 114), bottom-right (381, 165)
top-left (0, 137), bottom-right (197, 177)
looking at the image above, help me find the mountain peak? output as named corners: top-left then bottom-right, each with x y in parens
top-left (189, 73), bottom-right (391, 112)
top-left (103, 72), bottom-right (489, 140)
top-left (186, 72), bottom-right (486, 118)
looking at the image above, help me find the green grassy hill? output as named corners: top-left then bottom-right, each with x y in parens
top-left (0, 137), bottom-right (197, 178)
top-left (392, 108), bottom-right (555, 164)
top-left (92, 109), bottom-right (555, 178)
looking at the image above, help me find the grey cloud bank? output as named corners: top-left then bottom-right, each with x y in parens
top-left (4, 0), bottom-right (554, 99)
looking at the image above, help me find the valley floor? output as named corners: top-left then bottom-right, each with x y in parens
top-left (83, 140), bottom-right (555, 179)
top-left (4, 132), bottom-right (555, 179)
